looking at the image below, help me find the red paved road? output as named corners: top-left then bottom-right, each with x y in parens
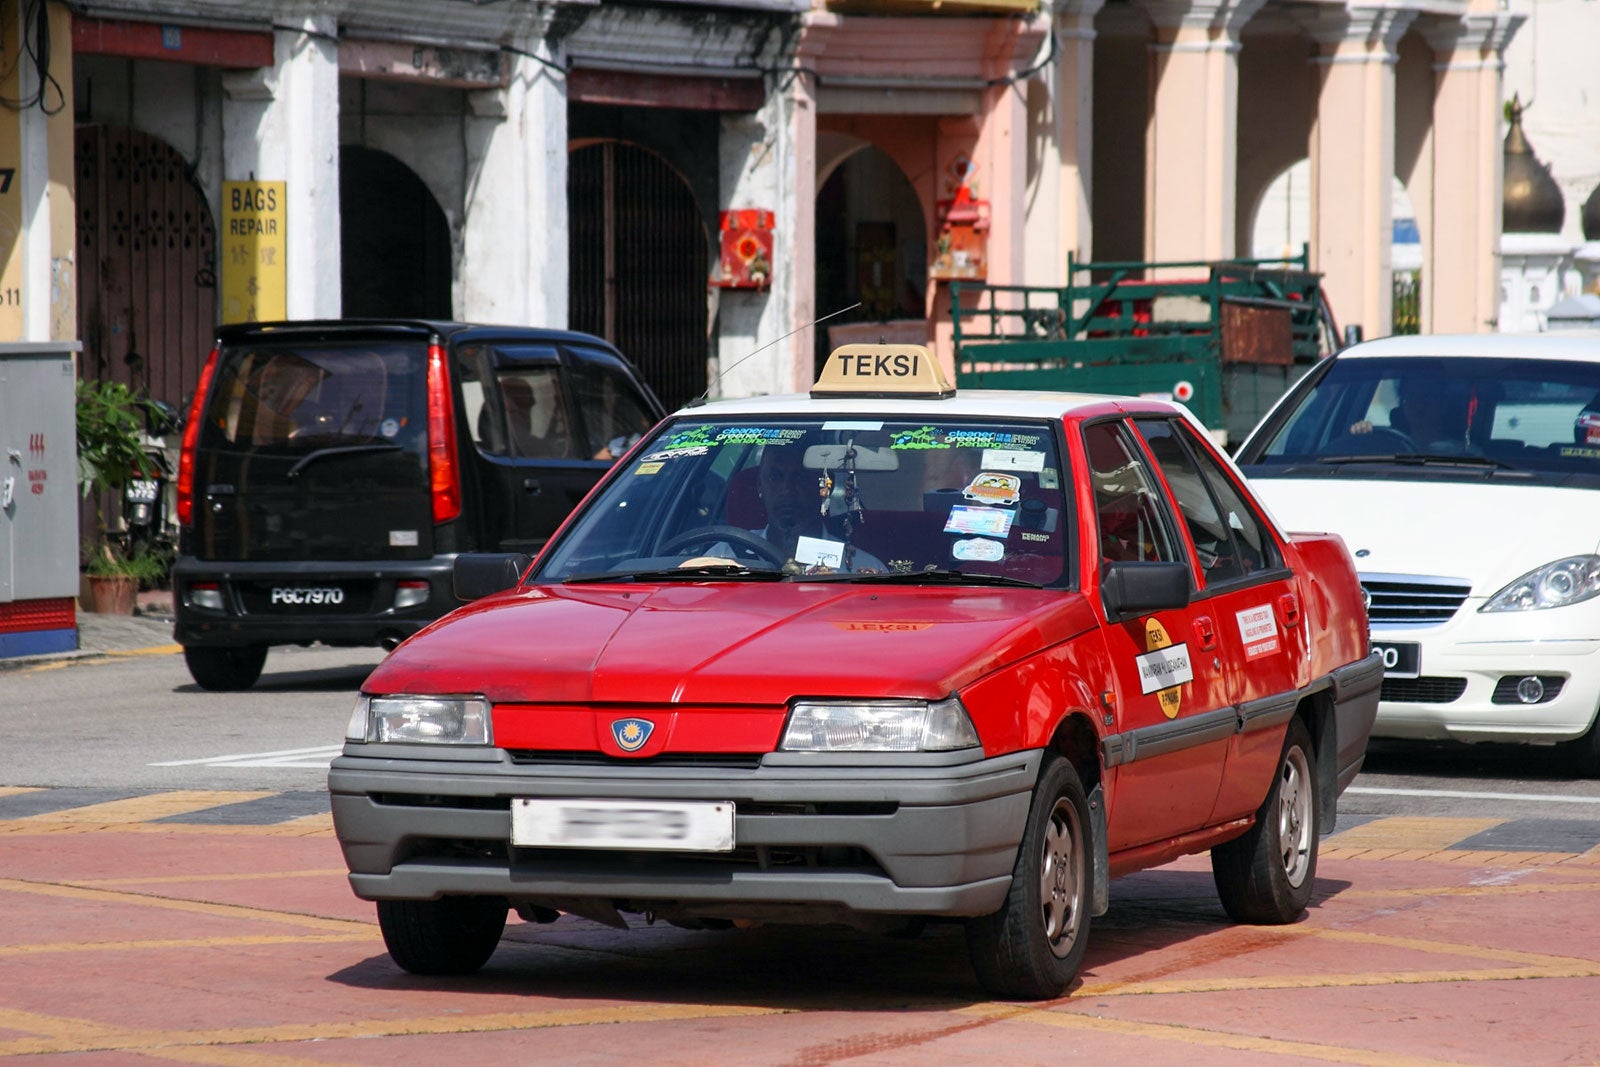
top-left (3, 795), bottom-right (1599, 1065)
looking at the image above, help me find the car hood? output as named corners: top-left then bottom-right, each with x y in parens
top-left (1252, 476), bottom-right (1600, 592)
top-left (366, 582), bottom-right (1097, 705)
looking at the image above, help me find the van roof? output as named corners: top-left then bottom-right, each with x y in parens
top-left (215, 319), bottom-right (628, 352)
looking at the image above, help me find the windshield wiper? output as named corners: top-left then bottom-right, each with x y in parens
top-left (564, 563), bottom-right (787, 584)
top-left (811, 568), bottom-right (1042, 588)
top-left (286, 443), bottom-right (402, 477)
top-left (1315, 452), bottom-right (1519, 471)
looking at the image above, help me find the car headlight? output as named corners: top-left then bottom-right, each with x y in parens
top-left (345, 694), bottom-right (492, 745)
top-left (1481, 555), bottom-right (1600, 613)
top-left (780, 697), bottom-right (980, 752)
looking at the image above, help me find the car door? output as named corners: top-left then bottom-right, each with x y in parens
top-left (1132, 415), bottom-right (1309, 824)
top-left (1083, 419), bottom-right (1233, 849)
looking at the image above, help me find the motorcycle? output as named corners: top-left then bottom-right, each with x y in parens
top-left (121, 399), bottom-right (181, 563)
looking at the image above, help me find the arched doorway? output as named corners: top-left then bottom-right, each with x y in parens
top-left (75, 124), bottom-right (216, 409)
top-left (339, 146), bottom-right (452, 319)
top-left (813, 144), bottom-right (928, 376)
top-left (568, 140), bottom-right (708, 412)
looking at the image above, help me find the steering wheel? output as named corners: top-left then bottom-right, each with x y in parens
top-left (659, 525), bottom-right (787, 568)
top-left (1327, 426), bottom-right (1416, 455)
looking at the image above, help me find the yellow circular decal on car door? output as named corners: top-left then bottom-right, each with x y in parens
top-left (1139, 616), bottom-right (1190, 719)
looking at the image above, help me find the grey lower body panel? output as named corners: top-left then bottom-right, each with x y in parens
top-left (1330, 650), bottom-right (1384, 793)
top-left (328, 748), bottom-right (1043, 919)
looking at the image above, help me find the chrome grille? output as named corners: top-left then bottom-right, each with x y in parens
top-left (1360, 573), bottom-right (1471, 626)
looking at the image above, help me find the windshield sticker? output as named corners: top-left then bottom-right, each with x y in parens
top-left (1039, 467), bottom-right (1060, 489)
top-left (981, 448), bottom-right (1045, 472)
top-left (642, 427), bottom-right (719, 459)
top-left (822, 420), bottom-right (885, 431)
top-left (1140, 618), bottom-right (1189, 717)
top-left (963, 472), bottom-right (1021, 507)
top-left (380, 418), bottom-right (400, 438)
top-left (635, 461), bottom-right (664, 476)
top-left (795, 535), bottom-right (845, 569)
top-left (943, 505), bottom-right (1014, 538)
top-left (891, 426), bottom-right (1043, 451)
top-left (1236, 604), bottom-right (1280, 660)
top-left (715, 427), bottom-right (809, 445)
top-left (952, 537), bottom-right (1005, 562)
top-left (1559, 445), bottom-right (1600, 459)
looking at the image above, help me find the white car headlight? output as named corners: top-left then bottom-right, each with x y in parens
top-left (346, 694), bottom-right (492, 745)
top-left (780, 697), bottom-right (980, 752)
top-left (1481, 555), bottom-right (1600, 613)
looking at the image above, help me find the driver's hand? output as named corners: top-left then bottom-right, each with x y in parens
top-left (1349, 420), bottom-right (1374, 435)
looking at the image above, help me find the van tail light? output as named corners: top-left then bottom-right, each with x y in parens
top-left (426, 341), bottom-right (462, 524)
top-left (175, 346), bottom-right (219, 527)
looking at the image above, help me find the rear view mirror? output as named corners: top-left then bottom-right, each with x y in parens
top-left (1100, 560), bottom-right (1191, 620)
top-left (804, 444), bottom-right (900, 471)
top-left (453, 553), bottom-right (533, 601)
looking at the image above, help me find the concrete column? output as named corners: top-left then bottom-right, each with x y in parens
top-left (1419, 14), bottom-right (1523, 334)
top-left (1136, 0), bottom-right (1265, 265)
top-left (714, 102), bottom-right (784, 399)
top-left (461, 39), bottom-right (569, 327)
top-left (1302, 7), bottom-right (1415, 340)
top-left (1042, 0), bottom-right (1106, 283)
top-left (221, 10), bottom-right (341, 319)
top-left (777, 67), bottom-right (818, 395)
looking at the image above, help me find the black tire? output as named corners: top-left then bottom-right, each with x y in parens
top-left (1211, 716), bottom-right (1318, 924)
top-left (182, 644), bottom-right (268, 691)
top-left (376, 896), bottom-right (509, 976)
top-left (965, 757), bottom-right (1093, 1000)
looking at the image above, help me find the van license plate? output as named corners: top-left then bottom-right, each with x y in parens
top-left (511, 798), bottom-right (734, 852)
top-left (269, 586), bottom-right (346, 607)
top-left (1372, 640), bottom-right (1420, 679)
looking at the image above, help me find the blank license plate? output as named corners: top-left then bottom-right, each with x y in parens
top-left (511, 798), bottom-right (735, 852)
top-left (1372, 640), bottom-right (1421, 679)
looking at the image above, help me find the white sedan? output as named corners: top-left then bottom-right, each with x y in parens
top-left (1235, 333), bottom-right (1600, 769)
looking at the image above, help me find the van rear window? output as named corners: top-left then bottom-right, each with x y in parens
top-left (202, 343), bottom-right (427, 451)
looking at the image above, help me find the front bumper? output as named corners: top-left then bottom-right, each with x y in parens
top-left (328, 746), bottom-right (1042, 920)
top-left (1373, 628), bottom-right (1600, 745)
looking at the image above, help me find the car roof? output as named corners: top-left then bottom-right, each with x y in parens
top-left (215, 319), bottom-right (626, 352)
top-left (1333, 332), bottom-right (1600, 362)
top-left (676, 389), bottom-right (1189, 422)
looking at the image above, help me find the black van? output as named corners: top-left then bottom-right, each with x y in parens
top-left (171, 320), bottom-right (663, 690)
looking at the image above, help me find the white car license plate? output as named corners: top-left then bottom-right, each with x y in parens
top-left (511, 798), bottom-right (735, 852)
top-left (1372, 640), bottom-right (1420, 679)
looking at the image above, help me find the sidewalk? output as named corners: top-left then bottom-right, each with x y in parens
top-left (0, 590), bottom-right (177, 670)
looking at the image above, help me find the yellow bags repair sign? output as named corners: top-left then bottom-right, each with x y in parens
top-left (221, 180), bottom-right (286, 324)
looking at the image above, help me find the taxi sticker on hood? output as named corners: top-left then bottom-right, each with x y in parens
top-left (1138, 617), bottom-right (1191, 718)
top-left (831, 621), bottom-right (935, 632)
top-left (1236, 604), bottom-right (1280, 660)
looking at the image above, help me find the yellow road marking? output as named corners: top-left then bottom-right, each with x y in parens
top-left (0, 932), bottom-right (370, 957)
top-left (130, 1045), bottom-right (346, 1067)
top-left (1326, 816), bottom-right (1504, 851)
top-left (0, 877), bottom-right (368, 932)
top-left (0, 786), bottom-right (42, 797)
top-left (0, 1004), bottom-right (788, 1057)
top-left (70, 868), bottom-right (346, 888)
top-left (0, 818), bottom-right (334, 837)
top-left (957, 1003), bottom-right (1473, 1066)
top-left (16, 790), bottom-right (276, 824)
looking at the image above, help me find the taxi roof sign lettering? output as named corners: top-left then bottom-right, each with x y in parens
top-left (812, 343), bottom-right (956, 399)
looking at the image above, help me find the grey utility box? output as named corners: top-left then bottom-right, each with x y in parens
top-left (0, 343), bottom-right (81, 656)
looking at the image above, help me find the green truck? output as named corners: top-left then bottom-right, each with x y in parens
top-left (951, 247), bottom-right (1344, 444)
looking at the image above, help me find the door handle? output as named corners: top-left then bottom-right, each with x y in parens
top-left (522, 477), bottom-right (542, 495)
top-left (1278, 593), bottom-right (1302, 628)
top-left (1192, 615), bottom-right (1217, 651)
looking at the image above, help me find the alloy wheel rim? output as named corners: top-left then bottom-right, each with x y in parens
top-left (1038, 798), bottom-right (1084, 958)
top-left (1277, 746), bottom-right (1314, 887)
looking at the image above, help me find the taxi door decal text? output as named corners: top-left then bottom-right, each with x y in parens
top-left (1137, 617), bottom-right (1192, 718)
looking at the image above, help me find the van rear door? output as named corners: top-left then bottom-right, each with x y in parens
top-left (189, 338), bottom-right (434, 563)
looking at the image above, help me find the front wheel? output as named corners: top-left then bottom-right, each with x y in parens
top-left (182, 644), bottom-right (268, 691)
top-left (1211, 716), bottom-right (1318, 923)
top-left (377, 896), bottom-right (509, 975)
top-left (965, 756), bottom-right (1092, 1000)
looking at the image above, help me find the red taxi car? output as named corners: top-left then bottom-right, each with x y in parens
top-left (329, 344), bottom-right (1380, 999)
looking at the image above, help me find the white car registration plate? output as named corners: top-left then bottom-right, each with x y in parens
top-left (511, 798), bottom-right (735, 852)
top-left (1372, 640), bottom-right (1421, 679)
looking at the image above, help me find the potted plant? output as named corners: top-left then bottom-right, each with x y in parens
top-left (76, 378), bottom-right (164, 613)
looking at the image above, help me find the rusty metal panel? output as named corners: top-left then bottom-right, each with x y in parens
top-left (1220, 299), bottom-right (1293, 366)
top-left (569, 141), bottom-right (708, 412)
top-left (568, 69), bottom-right (764, 112)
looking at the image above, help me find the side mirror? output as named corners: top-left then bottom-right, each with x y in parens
top-left (453, 552), bottom-right (533, 601)
top-left (145, 398), bottom-right (182, 436)
top-left (1100, 560), bottom-right (1191, 621)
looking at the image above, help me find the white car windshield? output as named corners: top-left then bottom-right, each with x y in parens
top-left (1239, 355), bottom-right (1600, 485)
top-left (535, 417), bottom-right (1069, 586)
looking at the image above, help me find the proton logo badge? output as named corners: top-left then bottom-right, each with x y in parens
top-left (611, 718), bottom-right (654, 752)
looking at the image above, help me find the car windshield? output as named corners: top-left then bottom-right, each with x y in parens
top-left (1239, 355), bottom-right (1600, 485)
top-left (535, 416), bottom-right (1070, 586)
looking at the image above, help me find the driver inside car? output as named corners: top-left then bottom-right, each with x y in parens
top-left (1347, 377), bottom-right (1476, 453)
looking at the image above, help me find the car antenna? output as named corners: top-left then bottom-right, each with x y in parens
top-left (686, 302), bottom-right (862, 407)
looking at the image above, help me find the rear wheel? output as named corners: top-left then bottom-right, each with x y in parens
top-left (377, 896), bottom-right (509, 975)
top-left (182, 644), bottom-right (268, 691)
top-left (965, 756), bottom-right (1092, 1000)
top-left (1211, 716), bottom-right (1318, 923)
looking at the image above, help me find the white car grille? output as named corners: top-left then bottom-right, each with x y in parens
top-left (1360, 574), bottom-right (1471, 626)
